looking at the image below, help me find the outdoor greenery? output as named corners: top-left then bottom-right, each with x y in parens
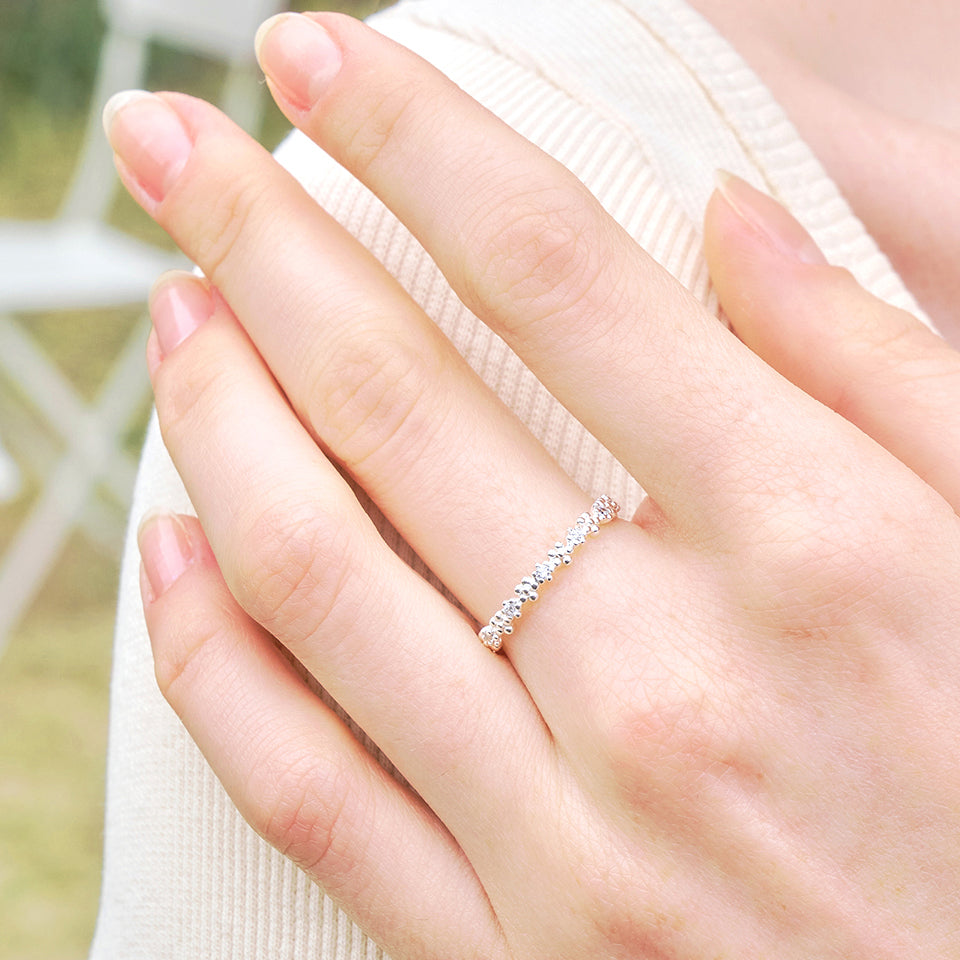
top-left (0, 1), bottom-right (393, 957)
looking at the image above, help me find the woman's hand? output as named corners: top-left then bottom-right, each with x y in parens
top-left (105, 12), bottom-right (960, 959)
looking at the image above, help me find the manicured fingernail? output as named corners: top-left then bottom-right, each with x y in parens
top-left (714, 170), bottom-right (827, 266)
top-left (138, 512), bottom-right (196, 600)
top-left (103, 90), bottom-right (193, 203)
top-left (149, 273), bottom-right (214, 359)
top-left (255, 13), bottom-right (342, 110)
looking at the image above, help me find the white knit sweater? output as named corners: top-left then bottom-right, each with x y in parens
top-left (89, 1), bottom-right (923, 956)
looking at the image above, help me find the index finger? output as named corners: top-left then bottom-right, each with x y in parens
top-left (254, 12), bottom-right (867, 537)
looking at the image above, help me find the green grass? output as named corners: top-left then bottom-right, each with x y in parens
top-left (0, 596), bottom-right (114, 960)
top-left (0, 88), bottom-right (134, 953)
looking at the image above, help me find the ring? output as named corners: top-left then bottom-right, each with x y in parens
top-left (478, 495), bottom-right (620, 652)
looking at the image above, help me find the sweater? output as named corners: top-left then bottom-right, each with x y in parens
top-left (89, 1), bottom-right (924, 956)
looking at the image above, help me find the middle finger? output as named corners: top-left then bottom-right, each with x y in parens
top-left (256, 13), bottom-right (906, 543)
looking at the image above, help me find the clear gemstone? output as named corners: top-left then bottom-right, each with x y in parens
top-left (502, 598), bottom-right (523, 618)
top-left (480, 496), bottom-right (619, 652)
top-left (565, 528), bottom-right (586, 552)
top-left (533, 562), bottom-right (553, 584)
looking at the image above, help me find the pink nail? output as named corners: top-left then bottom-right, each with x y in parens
top-left (103, 90), bottom-right (193, 203)
top-left (714, 171), bottom-right (827, 266)
top-left (149, 274), bottom-right (214, 359)
top-left (138, 512), bottom-right (196, 601)
top-left (255, 14), bottom-right (342, 111)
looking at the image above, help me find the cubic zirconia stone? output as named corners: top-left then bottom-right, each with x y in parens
top-left (479, 495), bottom-right (620, 652)
top-left (502, 598), bottom-right (523, 619)
top-left (565, 528), bottom-right (587, 552)
top-left (533, 562), bottom-right (553, 584)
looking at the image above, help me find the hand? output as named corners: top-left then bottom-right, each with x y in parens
top-left (105, 12), bottom-right (960, 959)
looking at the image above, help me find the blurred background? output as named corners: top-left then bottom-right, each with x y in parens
top-left (0, 1), bottom-right (391, 956)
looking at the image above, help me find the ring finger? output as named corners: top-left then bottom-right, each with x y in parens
top-left (105, 90), bottom-right (660, 686)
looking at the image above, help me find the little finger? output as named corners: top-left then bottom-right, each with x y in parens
top-left (139, 512), bottom-right (505, 960)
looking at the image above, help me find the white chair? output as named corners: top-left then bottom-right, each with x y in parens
top-left (0, 438), bottom-right (20, 502)
top-left (0, 0), bottom-right (287, 653)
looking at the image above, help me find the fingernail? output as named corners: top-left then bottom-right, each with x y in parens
top-left (255, 13), bottom-right (342, 111)
top-left (103, 90), bottom-right (193, 203)
top-left (138, 512), bottom-right (196, 600)
top-left (149, 273), bottom-right (214, 359)
top-left (714, 170), bottom-right (827, 266)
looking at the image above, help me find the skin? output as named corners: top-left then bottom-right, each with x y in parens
top-left (104, 11), bottom-right (960, 960)
top-left (688, 0), bottom-right (960, 340)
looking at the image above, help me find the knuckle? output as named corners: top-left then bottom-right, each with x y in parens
top-left (232, 500), bottom-right (365, 647)
top-left (313, 333), bottom-right (438, 470)
top-left (599, 673), bottom-right (747, 801)
top-left (152, 616), bottom-right (231, 702)
top-left (553, 834), bottom-right (683, 958)
top-left (459, 184), bottom-right (608, 337)
top-left (335, 75), bottom-right (428, 181)
top-left (250, 752), bottom-right (361, 886)
top-left (188, 164), bottom-right (264, 284)
top-left (587, 900), bottom-right (687, 960)
top-left (154, 334), bottom-right (232, 451)
top-left (605, 682), bottom-right (705, 767)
